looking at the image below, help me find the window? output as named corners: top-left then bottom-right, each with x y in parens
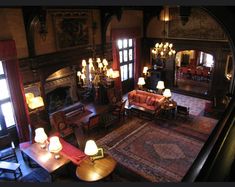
top-left (0, 61), bottom-right (16, 130)
top-left (117, 38), bottom-right (134, 82)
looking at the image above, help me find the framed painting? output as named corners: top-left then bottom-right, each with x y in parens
top-left (24, 82), bottom-right (42, 97)
top-left (53, 10), bottom-right (91, 50)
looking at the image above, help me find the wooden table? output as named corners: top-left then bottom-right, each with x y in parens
top-left (21, 143), bottom-right (70, 174)
top-left (160, 100), bottom-right (177, 118)
top-left (76, 155), bottom-right (117, 182)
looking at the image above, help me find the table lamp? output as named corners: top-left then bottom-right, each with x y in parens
top-left (25, 92), bottom-right (34, 105)
top-left (84, 140), bottom-right (98, 162)
top-left (163, 88), bottom-right (172, 100)
top-left (34, 127), bottom-right (48, 149)
top-left (143, 66), bottom-right (148, 76)
top-left (48, 136), bottom-right (63, 159)
top-left (137, 77), bottom-right (145, 90)
top-left (156, 81), bottom-right (165, 94)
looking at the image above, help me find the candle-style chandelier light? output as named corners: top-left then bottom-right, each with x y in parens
top-left (151, 6), bottom-right (176, 60)
top-left (76, 11), bottom-right (118, 88)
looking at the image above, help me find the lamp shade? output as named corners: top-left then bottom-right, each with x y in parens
top-left (34, 128), bottom-right (48, 144)
top-left (48, 136), bottom-right (62, 154)
top-left (77, 71), bottom-right (81, 77)
top-left (137, 77), bottom-right (146, 86)
top-left (156, 81), bottom-right (165, 90)
top-left (84, 140), bottom-right (98, 156)
top-left (28, 96), bottom-right (44, 110)
top-left (25, 92), bottom-right (34, 104)
top-left (112, 70), bottom-right (120, 78)
top-left (163, 88), bottom-right (172, 98)
top-left (143, 66), bottom-right (148, 74)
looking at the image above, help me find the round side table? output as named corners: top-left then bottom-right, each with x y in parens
top-left (76, 155), bottom-right (117, 182)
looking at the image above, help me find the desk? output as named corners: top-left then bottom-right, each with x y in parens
top-left (21, 143), bottom-right (70, 174)
top-left (76, 155), bottom-right (117, 182)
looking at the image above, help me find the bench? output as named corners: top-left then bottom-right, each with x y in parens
top-left (0, 161), bottom-right (22, 180)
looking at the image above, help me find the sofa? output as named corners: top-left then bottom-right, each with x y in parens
top-left (128, 90), bottom-right (165, 113)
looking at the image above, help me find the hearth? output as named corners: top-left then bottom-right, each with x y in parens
top-left (44, 67), bottom-right (78, 114)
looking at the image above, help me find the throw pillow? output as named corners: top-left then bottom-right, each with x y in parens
top-left (149, 98), bottom-right (156, 106)
top-left (139, 95), bottom-right (146, 103)
top-left (146, 96), bottom-right (152, 105)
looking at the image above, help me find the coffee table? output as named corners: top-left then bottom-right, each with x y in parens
top-left (76, 155), bottom-right (117, 182)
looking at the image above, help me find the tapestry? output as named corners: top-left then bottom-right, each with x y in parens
top-left (168, 8), bottom-right (227, 41)
top-left (53, 10), bottom-right (90, 50)
top-left (97, 116), bottom-right (217, 182)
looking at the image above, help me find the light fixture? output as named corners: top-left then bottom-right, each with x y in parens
top-left (156, 81), bottom-right (165, 94)
top-left (34, 127), bottom-right (48, 149)
top-left (28, 96), bottom-right (44, 110)
top-left (163, 88), bottom-right (172, 99)
top-left (48, 136), bottom-right (63, 159)
top-left (137, 77), bottom-right (146, 90)
top-left (152, 6), bottom-right (176, 61)
top-left (84, 140), bottom-right (98, 161)
top-left (143, 66), bottom-right (149, 76)
top-left (25, 92), bottom-right (34, 105)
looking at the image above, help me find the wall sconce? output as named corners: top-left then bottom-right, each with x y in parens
top-left (48, 136), bottom-right (63, 159)
top-left (34, 127), bottom-right (48, 149)
top-left (77, 71), bottom-right (82, 85)
top-left (137, 77), bottom-right (146, 90)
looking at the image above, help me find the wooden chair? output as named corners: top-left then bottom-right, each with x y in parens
top-left (176, 105), bottom-right (190, 118)
top-left (0, 134), bottom-right (18, 163)
top-left (82, 114), bottom-right (100, 135)
top-left (19, 124), bottom-right (33, 162)
top-left (50, 111), bottom-right (78, 147)
top-left (112, 99), bottom-right (127, 120)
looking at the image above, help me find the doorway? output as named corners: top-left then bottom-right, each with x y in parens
top-left (174, 50), bottom-right (214, 96)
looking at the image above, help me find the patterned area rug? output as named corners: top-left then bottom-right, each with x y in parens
top-left (97, 116), bottom-right (217, 182)
top-left (171, 92), bottom-right (208, 116)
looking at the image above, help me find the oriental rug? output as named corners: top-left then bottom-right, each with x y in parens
top-left (97, 116), bottom-right (217, 182)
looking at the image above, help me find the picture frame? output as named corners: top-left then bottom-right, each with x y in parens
top-left (24, 82), bottom-right (42, 97)
top-left (92, 148), bottom-right (104, 160)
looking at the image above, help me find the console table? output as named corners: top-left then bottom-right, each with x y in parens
top-left (76, 155), bottom-right (117, 182)
top-left (21, 143), bottom-right (70, 180)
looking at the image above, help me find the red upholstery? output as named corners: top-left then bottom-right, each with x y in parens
top-left (128, 90), bottom-right (165, 111)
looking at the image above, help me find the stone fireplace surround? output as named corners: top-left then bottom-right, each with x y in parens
top-left (44, 67), bottom-right (78, 114)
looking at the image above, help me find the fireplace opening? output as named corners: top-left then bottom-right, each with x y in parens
top-left (46, 86), bottom-right (73, 114)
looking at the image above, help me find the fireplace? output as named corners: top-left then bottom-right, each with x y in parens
top-left (44, 67), bottom-right (78, 114)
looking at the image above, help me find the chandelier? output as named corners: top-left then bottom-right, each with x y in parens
top-left (77, 57), bottom-right (116, 88)
top-left (151, 42), bottom-right (176, 59)
top-left (151, 6), bottom-right (176, 60)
